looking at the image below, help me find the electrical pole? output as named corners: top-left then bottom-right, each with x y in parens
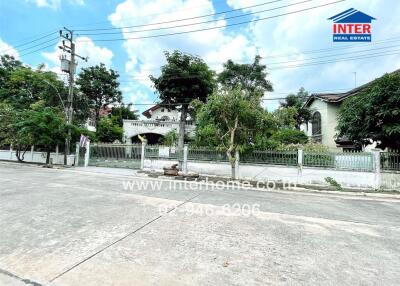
top-left (59, 27), bottom-right (87, 165)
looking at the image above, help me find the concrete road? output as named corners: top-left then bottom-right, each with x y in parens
top-left (0, 163), bottom-right (399, 286)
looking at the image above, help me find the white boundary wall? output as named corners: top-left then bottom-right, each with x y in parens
top-left (0, 150), bottom-right (75, 165)
top-left (144, 158), bottom-right (399, 190)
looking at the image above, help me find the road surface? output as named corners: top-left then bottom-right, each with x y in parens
top-left (0, 163), bottom-right (399, 285)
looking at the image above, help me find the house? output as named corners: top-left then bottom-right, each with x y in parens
top-left (301, 69), bottom-right (398, 151)
top-left (122, 104), bottom-right (195, 144)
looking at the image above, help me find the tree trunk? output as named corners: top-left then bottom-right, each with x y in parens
top-left (178, 105), bottom-right (188, 169)
top-left (46, 148), bottom-right (51, 165)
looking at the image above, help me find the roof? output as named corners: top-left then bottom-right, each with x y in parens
top-left (328, 8), bottom-right (376, 23)
top-left (304, 69), bottom-right (400, 107)
top-left (142, 104), bottom-right (161, 118)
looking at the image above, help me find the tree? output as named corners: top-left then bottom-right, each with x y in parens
top-left (14, 107), bottom-right (67, 164)
top-left (110, 104), bottom-right (138, 127)
top-left (195, 87), bottom-right (266, 178)
top-left (273, 106), bottom-right (298, 129)
top-left (150, 51), bottom-right (215, 154)
top-left (0, 62), bottom-right (68, 111)
top-left (280, 87), bottom-right (311, 129)
top-left (270, 129), bottom-right (308, 145)
top-left (337, 71), bottom-right (400, 150)
top-left (96, 117), bottom-right (123, 143)
top-left (217, 55), bottom-right (273, 96)
top-left (76, 63), bottom-right (122, 122)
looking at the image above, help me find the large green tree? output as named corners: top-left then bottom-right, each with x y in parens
top-left (150, 51), bottom-right (215, 152)
top-left (217, 55), bottom-right (273, 97)
top-left (194, 87), bottom-right (276, 178)
top-left (337, 71), bottom-right (400, 150)
top-left (13, 106), bottom-right (67, 163)
top-left (76, 63), bottom-right (122, 122)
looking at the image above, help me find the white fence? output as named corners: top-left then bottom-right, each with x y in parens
top-left (0, 148), bottom-right (75, 165)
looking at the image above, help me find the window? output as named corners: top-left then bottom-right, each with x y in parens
top-left (312, 112), bottom-right (322, 142)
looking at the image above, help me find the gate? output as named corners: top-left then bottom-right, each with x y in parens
top-left (87, 144), bottom-right (142, 169)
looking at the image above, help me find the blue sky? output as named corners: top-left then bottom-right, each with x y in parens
top-left (1, 0), bottom-right (400, 115)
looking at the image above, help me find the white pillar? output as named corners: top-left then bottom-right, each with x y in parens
top-left (372, 149), bottom-right (381, 190)
top-left (235, 150), bottom-right (240, 180)
top-left (30, 146), bottom-right (34, 162)
top-left (84, 141), bottom-right (90, 167)
top-left (75, 143), bottom-right (80, 166)
top-left (9, 144), bottom-right (13, 160)
top-left (297, 148), bottom-right (303, 167)
top-left (183, 144), bottom-right (188, 174)
top-left (140, 142), bottom-right (146, 170)
top-left (55, 145), bottom-right (59, 164)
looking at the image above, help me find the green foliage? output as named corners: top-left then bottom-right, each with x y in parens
top-left (0, 102), bottom-right (18, 146)
top-left (150, 50), bottom-right (215, 147)
top-left (273, 107), bottom-right (298, 129)
top-left (96, 117), bottom-right (123, 143)
top-left (217, 55), bottom-right (273, 96)
top-left (110, 104), bottom-right (138, 127)
top-left (337, 71), bottom-right (400, 150)
top-left (280, 87), bottom-right (311, 128)
top-left (278, 142), bottom-right (330, 152)
top-left (270, 129), bottom-right (308, 145)
top-left (150, 51), bottom-right (215, 107)
top-left (325, 177), bottom-right (343, 191)
top-left (76, 63), bottom-right (122, 121)
top-left (0, 57), bottom-right (68, 111)
top-left (161, 129), bottom-right (178, 145)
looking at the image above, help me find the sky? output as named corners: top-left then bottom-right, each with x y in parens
top-left (1, 0), bottom-right (400, 115)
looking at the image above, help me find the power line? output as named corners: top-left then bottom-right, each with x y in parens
top-left (75, 0), bottom-right (286, 32)
top-left (269, 50), bottom-right (400, 70)
top-left (0, 31), bottom-right (58, 53)
top-left (78, 0), bottom-right (345, 42)
top-left (68, 0), bottom-right (228, 28)
top-left (19, 42), bottom-right (58, 57)
top-left (267, 44), bottom-right (400, 65)
top-left (16, 37), bottom-right (60, 54)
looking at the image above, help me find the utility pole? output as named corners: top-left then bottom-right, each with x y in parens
top-left (59, 27), bottom-right (87, 165)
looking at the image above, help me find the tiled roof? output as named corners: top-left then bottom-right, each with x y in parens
top-left (304, 69), bottom-right (399, 107)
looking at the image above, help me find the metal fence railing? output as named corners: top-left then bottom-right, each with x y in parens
top-left (188, 146), bottom-right (229, 162)
top-left (303, 151), bottom-right (374, 172)
top-left (89, 144), bottom-right (141, 168)
top-left (144, 144), bottom-right (182, 160)
top-left (241, 150), bottom-right (298, 166)
top-left (82, 144), bottom-right (400, 173)
top-left (381, 152), bottom-right (400, 171)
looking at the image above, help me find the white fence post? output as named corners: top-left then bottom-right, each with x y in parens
top-left (84, 141), bottom-right (90, 167)
top-left (75, 143), bottom-right (80, 166)
top-left (9, 144), bottom-right (13, 160)
top-left (55, 145), bottom-right (59, 164)
top-left (183, 144), bottom-right (188, 174)
top-left (372, 149), bottom-right (381, 190)
top-left (30, 146), bottom-right (34, 162)
top-left (140, 142), bottom-right (146, 170)
top-left (235, 150), bottom-right (240, 180)
top-left (297, 148), bottom-right (303, 167)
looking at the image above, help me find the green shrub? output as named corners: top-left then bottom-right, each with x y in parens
top-left (270, 129), bottom-right (308, 145)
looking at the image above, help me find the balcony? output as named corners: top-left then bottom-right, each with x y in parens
top-left (123, 120), bottom-right (195, 140)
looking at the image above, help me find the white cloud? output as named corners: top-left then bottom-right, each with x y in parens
top-left (226, 0), bottom-right (400, 99)
top-left (0, 38), bottom-right (20, 59)
top-left (42, 36), bottom-right (114, 73)
top-left (108, 0), bottom-right (256, 101)
top-left (26, 0), bottom-right (84, 9)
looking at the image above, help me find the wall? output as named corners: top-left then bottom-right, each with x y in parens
top-left (308, 100), bottom-right (340, 150)
top-left (0, 150), bottom-right (76, 165)
top-left (143, 158), bottom-right (394, 190)
top-left (148, 108), bottom-right (180, 121)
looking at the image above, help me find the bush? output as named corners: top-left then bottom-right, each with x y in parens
top-left (270, 129), bottom-right (308, 145)
top-left (96, 117), bottom-right (123, 143)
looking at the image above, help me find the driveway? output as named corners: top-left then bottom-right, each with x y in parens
top-left (0, 163), bottom-right (399, 285)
